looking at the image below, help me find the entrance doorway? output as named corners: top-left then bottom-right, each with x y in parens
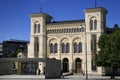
top-left (75, 58), bottom-right (82, 73)
top-left (63, 58), bottom-right (69, 72)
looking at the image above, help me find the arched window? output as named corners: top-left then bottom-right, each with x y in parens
top-left (34, 23), bottom-right (40, 33)
top-left (66, 43), bottom-right (69, 53)
top-left (94, 20), bottom-right (97, 30)
top-left (74, 42), bottom-right (77, 53)
top-left (38, 24), bottom-right (40, 33)
top-left (90, 20), bottom-right (93, 30)
top-left (34, 24), bottom-right (37, 33)
top-left (54, 43), bottom-right (58, 53)
top-left (62, 43), bottom-right (65, 53)
top-left (50, 43), bottom-right (54, 53)
top-left (78, 42), bottom-right (82, 53)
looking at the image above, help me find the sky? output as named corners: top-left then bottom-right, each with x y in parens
top-left (0, 0), bottom-right (120, 42)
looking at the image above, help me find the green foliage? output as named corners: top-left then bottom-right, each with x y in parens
top-left (113, 24), bottom-right (119, 29)
top-left (96, 31), bottom-right (120, 67)
top-left (9, 49), bottom-right (21, 58)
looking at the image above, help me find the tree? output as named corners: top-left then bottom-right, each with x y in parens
top-left (9, 49), bottom-right (21, 58)
top-left (96, 31), bottom-right (120, 79)
top-left (113, 24), bottom-right (119, 29)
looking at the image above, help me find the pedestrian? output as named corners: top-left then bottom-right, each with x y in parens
top-left (38, 69), bottom-right (41, 75)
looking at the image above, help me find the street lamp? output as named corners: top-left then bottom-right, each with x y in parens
top-left (84, 24), bottom-right (88, 80)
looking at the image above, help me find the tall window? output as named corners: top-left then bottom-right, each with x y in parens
top-left (74, 42), bottom-right (77, 53)
top-left (91, 34), bottom-right (97, 71)
top-left (34, 23), bottom-right (40, 33)
top-left (90, 20), bottom-right (93, 30)
top-left (90, 19), bottom-right (97, 31)
top-left (78, 42), bottom-right (82, 53)
top-left (50, 43), bottom-right (58, 53)
top-left (38, 24), bottom-right (40, 33)
top-left (34, 24), bottom-right (37, 33)
top-left (74, 42), bottom-right (82, 53)
top-left (54, 43), bottom-right (58, 53)
top-left (62, 43), bottom-right (69, 53)
top-left (66, 43), bottom-right (69, 53)
top-left (62, 43), bottom-right (65, 53)
top-left (94, 20), bottom-right (97, 30)
top-left (34, 37), bottom-right (39, 57)
top-left (50, 43), bottom-right (54, 53)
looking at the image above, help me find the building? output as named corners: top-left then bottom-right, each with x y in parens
top-left (28, 7), bottom-right (108, 75)
top-left (2, 39), bottom-right (29, 58)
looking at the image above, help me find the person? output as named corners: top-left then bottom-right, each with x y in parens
top-left (37, 68), bottom-right (41, 75)
top-left (38, 69), bottom-right (41, 75)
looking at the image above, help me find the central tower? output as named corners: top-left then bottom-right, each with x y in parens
top-left (28, 12), bottom-right (52, 73)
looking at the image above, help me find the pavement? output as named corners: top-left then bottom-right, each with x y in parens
top-left (0, 75), bottom-right (120, 80)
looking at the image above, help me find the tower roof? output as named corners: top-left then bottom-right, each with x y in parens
top-left (84, 7), bottom-right (108, 14)
top-left (30, 12), bottom-right (52, 19)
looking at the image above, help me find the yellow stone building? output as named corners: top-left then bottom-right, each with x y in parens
top-left (28, 7), bottom-right (108, 75)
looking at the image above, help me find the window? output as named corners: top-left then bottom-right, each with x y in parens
top-left (38, 24), bottom-right (40, 33)
top-left (74, 42), bottom-right (82, 53)
top-left (94, 20), bottom-right (97, 30)
top-left (50, 43), bottom-right (54, 53)
top-left (50, 43), bottom-right (58, 53)
top-left (62, 43), bottom-right (69, 53)
top-left (74, 42), bottom-right (77, 53)
top-left (66, 43), bottom-right (69, 53)
top-left (62, 43), bottom-right (65, 53)
top-left (34, 24), bottom-right (37, 34)
top-left (91, 34), bottom-right (97, 71)
top-left (78, 42), bottom-right (82, 53)
top-left (34, 23), bottom-right (40, 33)
top-left (34, 37), bottom-right (39, 53)
top-left (90, 20), bottom-right (93, 30)
top-left (54, 43), bottom-right (58, 53)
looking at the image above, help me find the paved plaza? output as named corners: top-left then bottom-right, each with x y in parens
top-left (0, 75), bottom-right (120, 80)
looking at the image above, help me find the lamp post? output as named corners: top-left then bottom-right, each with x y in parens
top-left (84, 24), bottom-right (88, 80)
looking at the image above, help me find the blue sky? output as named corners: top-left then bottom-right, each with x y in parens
top-left (0, 0), bottom-right (120, 42)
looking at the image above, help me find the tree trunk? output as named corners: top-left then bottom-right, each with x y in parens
top-left (111, 67), bottom-right (115, 79)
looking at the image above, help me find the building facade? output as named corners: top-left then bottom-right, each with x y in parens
top-left (28, 7), bottom-right (108, 75)
top-left (2, 39), bottom-right (29, 58)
